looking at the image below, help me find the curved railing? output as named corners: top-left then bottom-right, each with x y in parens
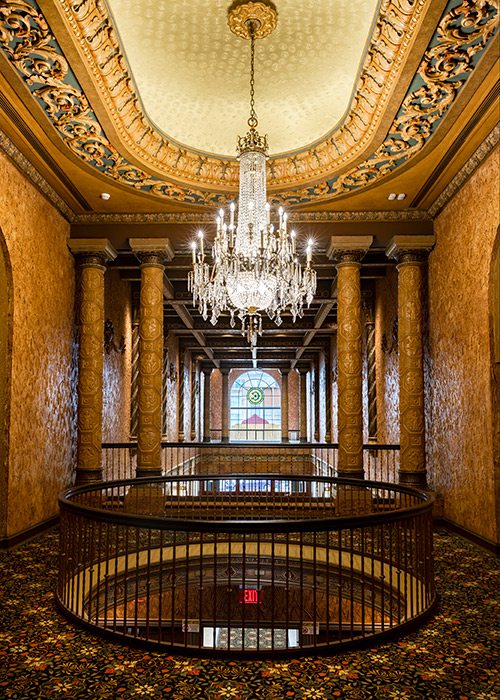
top-left (58, 475), bottom-right (435, 657)
top-left (102, 441), bottom-right (401, 483)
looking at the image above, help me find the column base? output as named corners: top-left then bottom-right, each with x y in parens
top-left (221, 437), bottom-right (230, 443)
top-left (337, 469), bottom-right (365, 481)
top-left (281, 437), bottom-right (289, 443)
top-left (136, 468), bottom-right (163, 479)
top-left (75, 469), bottom-right (103, 486)
top-left (398, 470), bottom-right (427, 489)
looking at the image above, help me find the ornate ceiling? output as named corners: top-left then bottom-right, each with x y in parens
top-left (0, 0), bottom-right (498, 215)
top-left (105, 0), bottom-right (380, 156)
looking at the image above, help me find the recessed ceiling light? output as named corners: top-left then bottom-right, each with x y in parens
top-left (397, 193), bottom-right (407, 200)
top-left (99, 192), bottom-right (111, 200)
top-left (387, 193), bottom-right (397, 200)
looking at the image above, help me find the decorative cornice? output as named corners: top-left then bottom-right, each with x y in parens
top-left (0, 128), bottom-right (74, 221)
top-left (428, 124), bottom-right (500, 218)
top-left (72, 209), bottom-right (432, 226)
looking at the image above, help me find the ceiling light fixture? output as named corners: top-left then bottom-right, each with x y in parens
top-left (188, 0), bottom-right (316, 355)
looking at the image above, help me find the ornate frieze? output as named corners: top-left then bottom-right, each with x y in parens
top-left (0, 0), bottom-right (497, 205)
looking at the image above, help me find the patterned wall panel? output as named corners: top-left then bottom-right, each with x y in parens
top-left (0, 149), bottom-right (75, 536)
top-left (427, 146), bottom-right (499, 542)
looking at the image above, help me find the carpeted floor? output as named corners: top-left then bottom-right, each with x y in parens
top-left (0, 529), bottom-right (498, 699)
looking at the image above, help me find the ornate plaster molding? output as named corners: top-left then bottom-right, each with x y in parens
top-left (72, 209), bottom-right (432, 225)
top-left (0, 128), bottom-right (74, 221)
top-left (428, 123), bottom-right (500, 217)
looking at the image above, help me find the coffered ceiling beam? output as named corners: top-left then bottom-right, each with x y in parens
top-left (162, 276), bottom-right (219, 368)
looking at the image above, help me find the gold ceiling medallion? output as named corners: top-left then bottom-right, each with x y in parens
top-left (227, 0), bottom-right (278, 40)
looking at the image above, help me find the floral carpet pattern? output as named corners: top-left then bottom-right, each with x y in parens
top-left (0, 529), bottom-right (498, 699)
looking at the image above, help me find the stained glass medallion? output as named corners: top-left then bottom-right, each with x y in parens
top-left (247, 387), bottom-right (264, 405)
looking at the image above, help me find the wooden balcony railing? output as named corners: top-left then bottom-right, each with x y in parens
top-left (58, 473), bottom-right (434, 657)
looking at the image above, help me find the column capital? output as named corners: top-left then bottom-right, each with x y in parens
top-left (281, 368), bottom-right (290, 376)
top-left (386, 235), bottom-right (435, 264)
top-left (129, 238), bottom-right (174, 266)
top-left (69, 238), bottom-right (117, 266)
top-left (327, 236), bottom-right (373, 264)
top-left (220, 367), bottom-right (230, 376)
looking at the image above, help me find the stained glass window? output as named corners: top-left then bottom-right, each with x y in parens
top-left (229, 370), bottom-right (281, 441)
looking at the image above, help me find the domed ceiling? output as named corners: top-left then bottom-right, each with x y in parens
top-left (105, 0), bottom-right (380, 156)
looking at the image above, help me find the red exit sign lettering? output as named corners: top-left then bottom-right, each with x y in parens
top-left (239, 588), bottom-right (262, 604)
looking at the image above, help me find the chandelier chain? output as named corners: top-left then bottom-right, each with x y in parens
top-left (248, 22), bottom-right (258, 130)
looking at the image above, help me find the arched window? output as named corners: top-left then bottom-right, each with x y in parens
top-left (230, 370), bottom-right (281, 441)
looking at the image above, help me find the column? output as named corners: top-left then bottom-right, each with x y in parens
top-left (364, 294), bottom-right (378, 443)
top-left (130, 238), bottom-right (173, 477)
top-left (281, 369), bottom-right (289, 442)
top-left (299, 368), bottom-right (308, 442)
top-left (69, 239), bottom-right (117, 485)
top-left (221, 368), bottom-right (230, 442)
top-left (329, 236), bottom-right (372, 479)
top-left (178, 353), bottom-right (185, 442)
top-left (203, 368), bottom-right (212, 441)
top-left (387, 235), bottom-right (434, 488)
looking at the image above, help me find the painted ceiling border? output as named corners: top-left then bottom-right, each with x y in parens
top-left (0, 0), bottom-right (497, 207)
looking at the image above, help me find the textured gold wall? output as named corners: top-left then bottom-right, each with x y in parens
top-left (427, 147), bottom-right (499, 543)
top-left (0, 151), bottom-right (75, 537)
top-left (375, 266), bottom-right (399, 444)
top-left (102, 270), bottom-right (132, 442)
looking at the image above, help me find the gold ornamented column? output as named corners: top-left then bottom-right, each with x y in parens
top-left (329, 236), bottom-right (373, 479)
top-left (130, 239), bottom-right (173, 478)
top-left (69, 239), bottom-right (117, 485)
top-left (387, 235), bottom-right (434, 487)
top-left (299, 368), bottom-right (308, 443)
top-left (281, 369), bottom-right (289, 442)
top-left (221, 368), bottom-right (230, 442)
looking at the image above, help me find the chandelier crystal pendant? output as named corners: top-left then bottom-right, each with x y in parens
top-left (188, 0), bottom-right (316, 350)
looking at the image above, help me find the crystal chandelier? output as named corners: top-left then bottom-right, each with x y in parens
top-left (188, 0), bottom-right (316, 350)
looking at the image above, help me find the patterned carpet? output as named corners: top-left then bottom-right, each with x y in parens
top-left (0, 529), bottom-right (498, 699)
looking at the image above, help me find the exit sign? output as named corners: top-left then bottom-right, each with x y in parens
top-left (239, 588), bottom-right (262, 604)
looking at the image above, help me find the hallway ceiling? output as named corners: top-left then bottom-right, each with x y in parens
top-left (0, 0), bottom-right (497, 216)
top-left (0, 0), bottom-right (498, 369)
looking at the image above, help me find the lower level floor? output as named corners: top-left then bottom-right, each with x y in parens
top-left (0, 528), bottom-right (498, 699)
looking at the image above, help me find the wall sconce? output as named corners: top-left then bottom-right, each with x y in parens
top-left (382, 318), bottom-right (398, 354)
top-left (104, 319), bottom-right (126, 355)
